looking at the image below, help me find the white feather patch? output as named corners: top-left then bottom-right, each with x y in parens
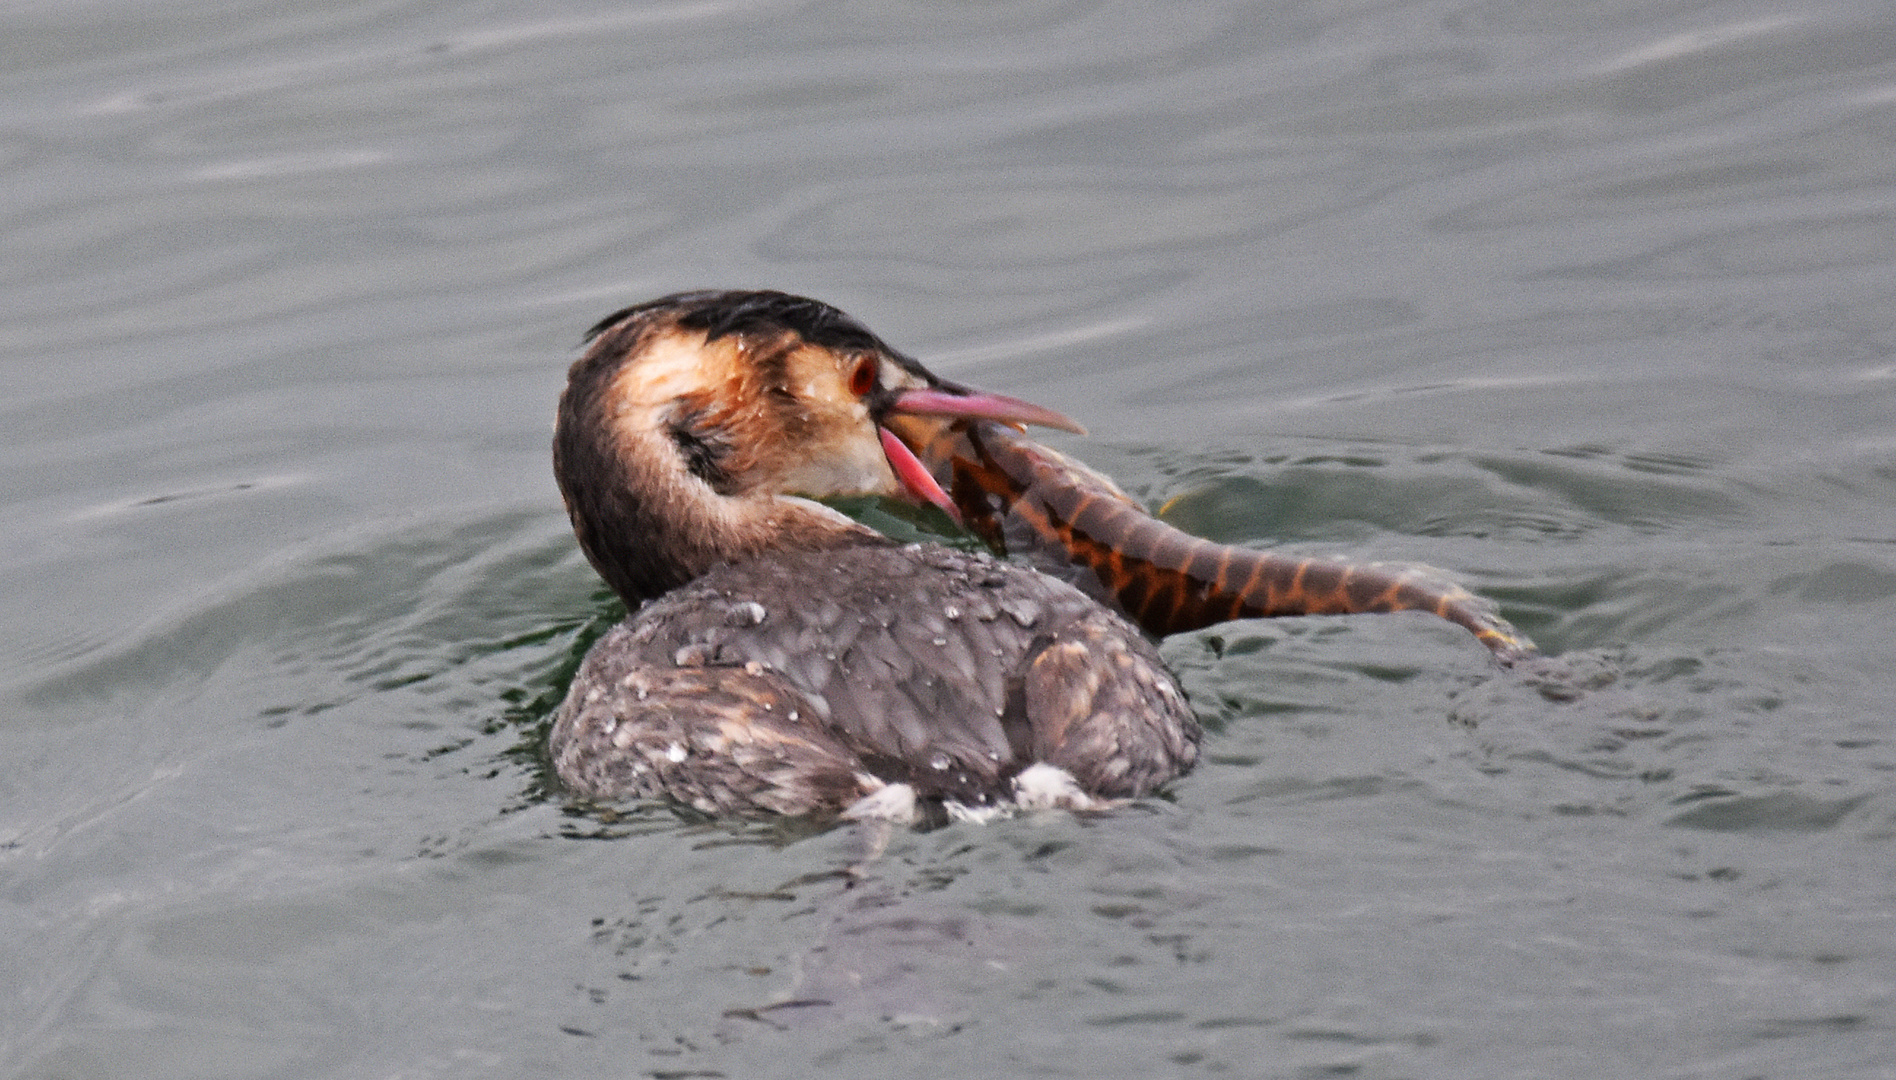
top-left (843, 781), bottom-right (919, 824)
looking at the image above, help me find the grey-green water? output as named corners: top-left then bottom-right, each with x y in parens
top-left (4, 1), bottom-right (1893, 1077)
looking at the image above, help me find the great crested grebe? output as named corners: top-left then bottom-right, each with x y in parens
top-left (550, 290), bottom-right (1199, 822)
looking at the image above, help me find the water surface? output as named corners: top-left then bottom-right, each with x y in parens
top-left (3, 1), bottom-right (1893, 1076)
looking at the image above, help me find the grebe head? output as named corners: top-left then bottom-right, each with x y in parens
top-left (555, 290), bottom-right (1082, 606)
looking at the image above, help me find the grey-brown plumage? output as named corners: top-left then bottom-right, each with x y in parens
top-left (548, 290), bottom-right (1199, 820)
top-left (552, 542), bottom-right (1196, 817)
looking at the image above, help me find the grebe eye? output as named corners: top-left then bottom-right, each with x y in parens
top-left (848, 357), bottom-right (877, 397)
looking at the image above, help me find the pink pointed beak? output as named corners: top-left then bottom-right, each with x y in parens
top-left (887, 387), bottom-right (1086, 436)
top-left (879, 427), bottom-right (960, 522)
top-left (875, 385), bottom-right (1085, 523)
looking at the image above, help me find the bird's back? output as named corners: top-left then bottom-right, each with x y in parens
top-left (551, 541), bottom-right (1198, 817)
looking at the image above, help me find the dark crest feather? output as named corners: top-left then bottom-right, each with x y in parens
top-left (677, 291), bottom-right (884, 353)
top-left (580, 290), bottom-right (935, 384)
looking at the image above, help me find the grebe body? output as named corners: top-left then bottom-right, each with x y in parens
top-left (553, 542), bottom-right (1194, 818)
